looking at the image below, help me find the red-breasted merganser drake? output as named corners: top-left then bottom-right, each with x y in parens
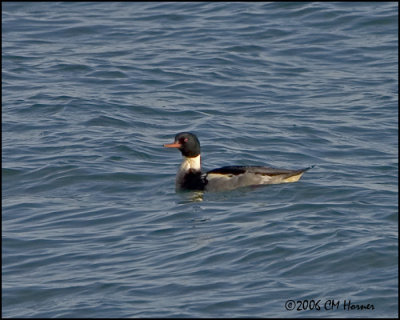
top-left (164, 132), bottom-right (312, 192)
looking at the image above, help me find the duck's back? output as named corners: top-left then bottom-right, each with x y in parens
top-left (205, 166), bottom-right (311, 192)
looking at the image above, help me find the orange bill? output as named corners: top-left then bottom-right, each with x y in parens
top-left (164, 142), bottom-right (181, 148)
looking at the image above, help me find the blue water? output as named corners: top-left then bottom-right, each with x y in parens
top-left (2, 2), bottom-right (398, 318)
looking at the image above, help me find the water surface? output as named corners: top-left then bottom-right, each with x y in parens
top-left (2, 2), bottom-right (398, 318)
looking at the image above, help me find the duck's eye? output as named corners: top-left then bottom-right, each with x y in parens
top-left (181, 137), bottom-right (188, 143)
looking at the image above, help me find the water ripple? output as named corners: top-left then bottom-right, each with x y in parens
top-left (2, 2), bottom-right (397, 318)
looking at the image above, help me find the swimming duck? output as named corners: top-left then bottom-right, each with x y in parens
top-left (164, 132), bottom-right (311, 192)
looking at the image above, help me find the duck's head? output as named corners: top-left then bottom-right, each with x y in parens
top-left (164, 132), bottom-right (201, 157)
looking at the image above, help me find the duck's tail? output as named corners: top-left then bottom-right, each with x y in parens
top-left (282, 165), bottom-right (315, 183)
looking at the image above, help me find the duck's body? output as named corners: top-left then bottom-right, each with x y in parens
top-left (164, 132), bottom-right (311, 192)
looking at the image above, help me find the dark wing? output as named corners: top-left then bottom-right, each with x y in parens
top-left (207, 165), bottom-right (313, 176)
top-left (206, 166), bottom-right (246, 175)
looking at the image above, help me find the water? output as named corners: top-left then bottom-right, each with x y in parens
top-left (2, 2), bottom-right (398, 318)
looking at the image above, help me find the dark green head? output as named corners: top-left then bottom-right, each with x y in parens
top-left (164, 132), bottom-right (201, 157)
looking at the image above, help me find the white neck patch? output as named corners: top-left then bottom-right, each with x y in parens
top-left (175, 155), bottom-right (201, 187)
top-left (179, 155), bottom-right (201, 172)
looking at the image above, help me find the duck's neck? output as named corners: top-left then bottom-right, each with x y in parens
top-left (177, 154), bottom-right (201, 175)
top-left (176, 155), bottom-right (202, 188)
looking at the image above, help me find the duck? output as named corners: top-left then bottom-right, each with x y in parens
top-left (164, 132), bottom-right (312, 192)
